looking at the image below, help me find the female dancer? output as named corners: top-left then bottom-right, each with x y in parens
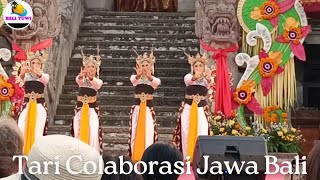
top-left (128, 50), bottom-right (161, 162)
top-left (70, 47), bottom-right (103, 154)
top-left (172, 53), bottom-right (212, 161)
top-left (17, 39), bottom-right (52, 155)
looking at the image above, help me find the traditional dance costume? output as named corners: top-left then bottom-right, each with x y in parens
top-left (70, 47), bottom-right (103, 154)
top-left (172, 53), bottom-right (211, 161)
top-left (128, 51), bottom-right (161, 162)
top-left (17, 39), bottom-right (53, 155)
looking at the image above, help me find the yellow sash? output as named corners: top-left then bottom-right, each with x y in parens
top-left (132, 100), bottom-right (147, 162)
top-left (187, 99), bottom-right (198, 162)
top-left (79, 103), bottom-right (90, 144)
top-left (23, 100), bottom-right (37, 155)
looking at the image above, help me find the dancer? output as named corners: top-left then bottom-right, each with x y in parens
top-left (128, 50), bottom-right (161, 162)
top-left (70, 46), bottom-right (103, 154)
top-left (172, 53), bottom-right (212, 161)
top-left (16, 39), bottom-right (52, 155)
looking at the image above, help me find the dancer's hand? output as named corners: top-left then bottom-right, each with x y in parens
top-left (194, 68), bottom-right (202, 79)
top-left (205, 68), bottom-right (211, 82)
top-left (32, 68), bottom-right (42, 78)
top-left (79, 67), bottom-right (87, 78)
top-left (21, 63), bottom-right (32, 75)
top-left (135, 64), bottom-right (143, 77)
top-left (87, 69), bottom-right (95, 80)
top-left (146, 67), bottom-right (153, 81)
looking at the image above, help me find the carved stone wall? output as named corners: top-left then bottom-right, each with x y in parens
top-left (178, 0), bottom-right (196, 12)
top-left (11, 0), bottom-right (85, 123)
top-left (13, 0), bottom-right (61, 44)
top-left (45, 0), bottom-right (85, 123)
top-left (195, 0), bottom-right (240, 87)
top-left (85, 0), bottom-right (114, 10)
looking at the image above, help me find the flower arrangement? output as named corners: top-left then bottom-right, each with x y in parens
top-left (0, 75), bottom-right (14, 101)
top-left (263, 122), bottom-right (303, 153)
top-left (263, 105), bottom-right (287, 123)
top-left (210, 109), bottom-right (303, 153)
top-left (0, 74), bottom-right (24, 117)
top-left (211, 113), bottom-right (264, 137)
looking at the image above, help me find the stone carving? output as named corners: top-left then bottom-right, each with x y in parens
top-left (195, 0), bottom-right (240, 83)
top-left (8, 0), bottom-right (84, 124)
top-left (196, 0), bottom-right (239, 48)
top-left (12, 0), bottom-right (61, 43)
top-left (196, 0), bottom-right (240, 114)
top-left (43, 0), bottom-right (84, 123)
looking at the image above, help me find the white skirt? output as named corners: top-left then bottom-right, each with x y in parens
top-left (180, 103), bottom-right (209, 160)
top-left (18, 103), bottom-right (47, 142)
top-left (130, 105), bottom-right (155, 155)
top-left (73, 108), bottom-right (100, 153)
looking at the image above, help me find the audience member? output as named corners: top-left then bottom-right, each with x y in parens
top-left (101, 153), bottom-right (119, 180)
top-left (307, 142), bottom-right (320, 180)
top-left (141, 143), bottom-right (183, 180)
top-left (21, 134), bottom-right (102, 180)
top-left (0, 116), bottom-right (24, 179)
top-left (116, 155), bottom-right (142, 180)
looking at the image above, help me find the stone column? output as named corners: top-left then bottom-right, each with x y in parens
top-left (195, 0), bottom-right (240, 113)
top-left (12, 0), bottom-right (85, 124)
top-left (84, 0), bottom-right (114, 10)
top-left (178, 0), bottom-right (196, 12)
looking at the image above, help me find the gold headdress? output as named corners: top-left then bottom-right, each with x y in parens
top-left (18, 38), bottom-right (53, 70)
top-left (185, 52), bottom-right (209, 74)
top-left (80, 45), bottom-right (101, 77)
top-left (134, 49), bottom-right (156, 75)
top-left (26, 44), bottom-right (49, 65)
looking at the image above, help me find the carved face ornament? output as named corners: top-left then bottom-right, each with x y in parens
top-left (211, 4), bottom-right (235, 41)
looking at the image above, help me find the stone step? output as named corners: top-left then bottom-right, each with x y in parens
top-left (80, 28), bottom-right (194, 34)
top-left (72, 49), bottom-right (198, 59)
top-left (54, 115), bottom-right (178, 127)
top-left (85, 11), bottom-right (195, 18)
top-left (78, 32), bottom-right (198, 41)
top-left (56, 105), bottom-right (180, 116)
top-left (101, 149), bottom-right (128, 156)
top-left (59, 94), bottom-right (184, 106)
top-left (69, 58), bottom-right (190, 68)
top-left (62, 85), bottom-right (184, 95)
top-left (48, 125), bottom-right (174, 134)
top-left (47, 125), bottom-right (174, 155)
top-left (62, 90), bottom-right (184, 98)
top-left (72, 48), bottom-right (198, 55)
top-left (66, 66), bottom-right (189, 77)
top-left (62, 91), bottom-right (183, 98)
top-left (77, 33), bottom-right (197, 41)
top-left (80, 24), bottom-right (194, 31)
top-left (80, 29), bottom-right (194, 36)
top-left (64, 76), bottom-right (186, 87)
top-left (104, 132), bottom-right (173, 141)
top-left (74, 40), bottom-right (199, 48)
top-left (49, 130), bottom-right (173, 143)
top-left (82, 17), bottom-right (195, 24)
